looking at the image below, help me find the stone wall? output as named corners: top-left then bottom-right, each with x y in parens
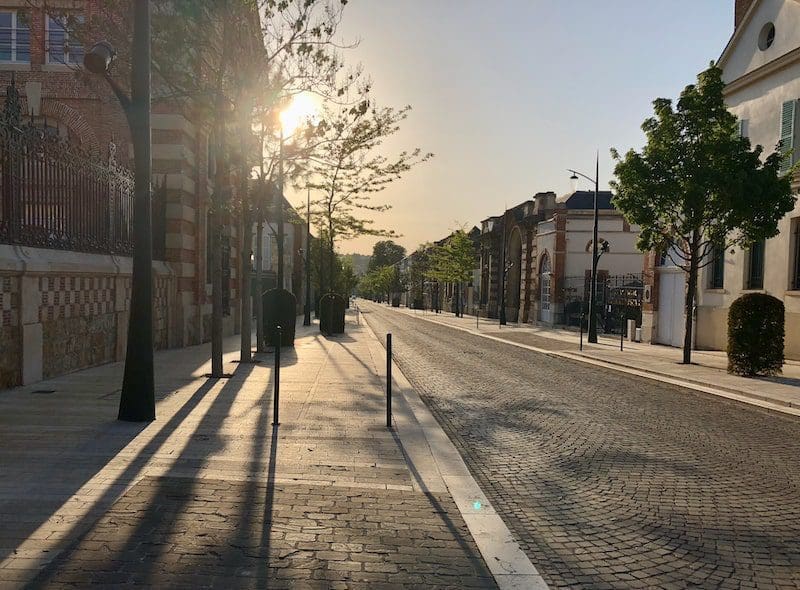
top-left (0, 246), bottom-right (186, 389)
top-left (0, 275), bottom-right (21, 388)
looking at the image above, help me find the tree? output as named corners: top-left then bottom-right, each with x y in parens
top-left (426, 230), bottom-right (477, 317)
top-left (67, 0), bottom-right (351, 366)
top-left (406, 246), bottom-right (431, 309)
top-left (306, 97), bottom-right (432, 294)
top-left (368, 240), bottom-right (406, 271)
top-left (611, 64), bottom-right (796, 364)
top-left (337, 257), bottom-right (360, 297)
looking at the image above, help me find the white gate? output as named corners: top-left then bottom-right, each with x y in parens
top-left (656, 269), bottom-right (686, 348)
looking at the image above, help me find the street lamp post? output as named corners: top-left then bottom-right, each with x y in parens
top-left (85, 3), bottom-right (154, 422)
top-left (499, 211), bottom-right (508, 326)
top-left (568, 153), bottom-right (601, 344)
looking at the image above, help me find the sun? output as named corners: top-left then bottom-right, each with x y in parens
top-left (279, 93), bottom-right (319, 136)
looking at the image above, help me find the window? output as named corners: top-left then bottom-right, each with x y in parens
top-left (779, 99), bottom-right (798, 175)
top-left (0, 11), bottom-right (29, 63)
top-left (540, 254), bottom-right (551, 311)
top-left (792, 219), bottom-right (800, 290)
top-left (746, 240), bottom-right (765, 290)
top-left (758, 22), bottom-right (776, 51)
top-left (709, 244), bottom-right (725, 290)
top-left (47, 15), bottom-right (85, 65)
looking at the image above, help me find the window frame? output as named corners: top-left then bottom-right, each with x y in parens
top-left (746, 240), bottom-right (765, 290)
top-left (45, 13), bottom-right (85, 65)
top-left (0, 10), bottom-right (30, 64)
top-left (708, 244), bottom-right (725, 290)
top-left (791, 219), bottom-right (800, 291)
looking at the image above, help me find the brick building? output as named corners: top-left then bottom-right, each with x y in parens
top-left (479, 191), bottom-right (643, 327)
top-left (0, 1), bottom-right (251, 387)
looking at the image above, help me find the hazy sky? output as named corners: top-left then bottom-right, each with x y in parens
top-left (311, 1), bottom-right (734, 255)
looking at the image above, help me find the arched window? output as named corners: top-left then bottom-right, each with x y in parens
top-left (540, 253), bottom-right (551, 311)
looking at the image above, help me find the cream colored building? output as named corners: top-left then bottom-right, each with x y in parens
top-left (694, 0), bottom-right (800, 358)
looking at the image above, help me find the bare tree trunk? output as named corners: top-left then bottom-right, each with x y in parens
top-left (210, 206), bottom-right (224, 376)
top-left (255, 212), bottom-right (264, 351)
top-left (239, 185), bottom-right (252, 362)
top-left (682, 229), bottom-right (700, 365)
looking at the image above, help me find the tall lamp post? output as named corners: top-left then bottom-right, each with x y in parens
top-left (568, 153), bottom-right (601, 344)
top-left (499, 211), bottom-right (508, 326)
top-left (85, 3), bottom-right (154, 421)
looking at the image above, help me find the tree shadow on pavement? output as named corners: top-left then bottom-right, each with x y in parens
top-left (26, 362), bottom-right (263, 588)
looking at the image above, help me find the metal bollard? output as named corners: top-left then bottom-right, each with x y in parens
top-left (273, 325), bottom-right (281, 426)
top-left (620, 311), bottom-right (625, 352)
top-left (580, 312), bottom-right (584, 351)
top-left (386, 333), bottom-right (392, 429)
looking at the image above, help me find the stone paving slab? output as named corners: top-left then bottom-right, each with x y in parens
top-left (388, 305), bottom-right (800, 412)
top-left (0, 316), bottom-right (503, 588)
top-left (26, 476), bottom-right (496, 589)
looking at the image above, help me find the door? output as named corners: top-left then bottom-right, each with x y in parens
top-left (656, 269), bottom-right (685, 348)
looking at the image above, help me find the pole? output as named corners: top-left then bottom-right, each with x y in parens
top-left (276, 129), bottom-right (285, 290)
top-left (304, 187), bottom-right (311, 326)
top-left (499, 213), bottom-right (507, 326)
top-left (580, 312), bottom-right (584, 351)
top-left (255, 184), bottom-right (264, 351)
top-left (118, 0), bottom-right (154, 422)
top-left (588, 152), bottom-right (600, 343)
top-left (386, 333), bottom-right (392, 429)
top-left (620, 307), bottom-right (625, 351)
top-left (273, 325), bottom-right (281, 426)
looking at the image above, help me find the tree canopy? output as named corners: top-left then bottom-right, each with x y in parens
top-left (611, 64), bottom-right (796, 363)
top-left (368, 240), bottom-right (407, 271)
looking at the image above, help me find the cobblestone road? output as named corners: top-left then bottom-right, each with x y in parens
top-left (362, 302), bottom-right (800, 589)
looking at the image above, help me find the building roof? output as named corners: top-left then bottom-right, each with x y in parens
top-left (556, 190), bottom-right (615, 210)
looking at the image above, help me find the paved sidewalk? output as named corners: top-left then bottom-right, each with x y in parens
top-left (387, 305), bottom-right (800, 414)
top-left (0, 313), bottom-right (536, 589)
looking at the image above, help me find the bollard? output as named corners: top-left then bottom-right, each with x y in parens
top-left (386, 333), bottom-right (392, 429)
top-left (273, 325), bottom-right (281, 426)
top-left (580, 312), bottom-right (584, 351)
top-left (620, 311), bottom-right (624, 352)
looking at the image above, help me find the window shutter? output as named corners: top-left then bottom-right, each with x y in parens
top-left (737, 118), bottom-right (747, 138)
top-left (780, 100), bottom-right (797, 174)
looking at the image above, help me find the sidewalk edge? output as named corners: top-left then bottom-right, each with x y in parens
top-left (359, 312), bottom-right (550, 590)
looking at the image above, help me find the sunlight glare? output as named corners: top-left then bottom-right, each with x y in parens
top-left (279, 93), bottom-right (319, 137)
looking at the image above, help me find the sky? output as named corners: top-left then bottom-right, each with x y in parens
top-left (300, 0), bottom-right (734, 256)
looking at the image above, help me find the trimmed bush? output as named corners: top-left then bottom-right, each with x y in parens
top-left (262, 288), bottom-right (297, 347)
top-left (320, 292), bottom-right (346, 335)
top-left (727, 293), bottom-right (784, 376)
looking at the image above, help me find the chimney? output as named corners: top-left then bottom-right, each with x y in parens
top-left (735, 0), bottom-right (756, 29)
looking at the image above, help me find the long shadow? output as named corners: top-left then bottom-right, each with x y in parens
top-left (759, 374), bottom-right (800, 387)
top-left (257, 426), bottom-right (280, 587)
top-left (1, 375), bottom-right (220, 571)
top-left (27, 363), bottom-right (258, 588)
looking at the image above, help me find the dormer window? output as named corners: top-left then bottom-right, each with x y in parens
top-left (758, 22), bottom-right (775, 51)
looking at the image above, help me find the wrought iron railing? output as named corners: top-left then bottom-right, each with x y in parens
top-left (0, 76), bottom-right (135, 255)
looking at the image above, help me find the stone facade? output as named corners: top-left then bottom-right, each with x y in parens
top-left (479, 191), bottom-right (643, 326)
top-left (642, 0), bottom-right (800, 358)
top-left (0, 246), bottom-right (182, 386)
top-left (0, 1), bottom-right (258, 386)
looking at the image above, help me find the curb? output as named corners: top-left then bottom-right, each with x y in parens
top-left (359, 310), bottom-right (550, 590)
top-left (384, 305), bottom-right (800, 419)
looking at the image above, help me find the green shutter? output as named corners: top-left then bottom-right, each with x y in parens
top-left (737, 118), bottom-right (746, 138)
top-left (780, 100), bottom-right (797, 174)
